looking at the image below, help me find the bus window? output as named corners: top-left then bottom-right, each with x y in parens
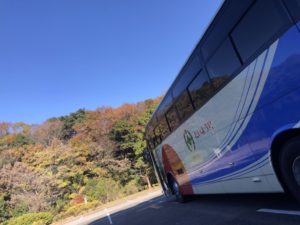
top-left (206, 38), bottom-right (241, 89)
top-left (200, 0), bottom-right (253, 60)
top-left (173, 55), bottom-right (202, 98)
top-left (283, 0), bottom-right (300, 23)
top-left (188, 70), bottom-right (214, 109)
top-left (156, 92), bottom-right (173, 119)
top-left (154, 126), bottom-right (161, 145)
top-left (166, 106), bottom-right (180, 131)
top-left (231, 0), bottom-right (292, 63)
top-left (148, 130), bottom-right (155, 148)
top-left (159, 117), bottom-right (170, 139)
top-left (175, 90), bottom-right (194, 121)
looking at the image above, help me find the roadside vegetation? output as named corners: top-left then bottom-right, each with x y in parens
top-left (0, 97), bottom-right (161, 224)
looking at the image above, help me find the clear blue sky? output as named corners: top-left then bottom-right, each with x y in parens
top-left (0, 0), bottom-right (222, 124)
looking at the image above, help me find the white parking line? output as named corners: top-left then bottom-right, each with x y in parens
top-left (61, 190), bottom-right (163, 225)
top-left (105, 208), bottom-right (113, 224)
top-left (257, 208), bottom-right (300, 216)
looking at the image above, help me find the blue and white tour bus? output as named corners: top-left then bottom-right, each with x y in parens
top-left (145, 0), bottom-right (300, 202)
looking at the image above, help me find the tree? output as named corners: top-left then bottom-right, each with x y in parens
top-left (0, 162), bottom-right (60, 213)
top-left (109, 98), bottom-right (159, 188)
top-left (83, 178), bottom-right (121, 203)
top-left (0, 122), bottom-right (10, 138)
top-left (110, 120), bottom-right (135, 160)
top-left (30, 120), bottom-right (63, 146)
top-left (0, 97), bottom-right (162, 224)
top-left (59, 109), bottom-right (86, 141)
top-left (12, 122), bottom-right (30, 136)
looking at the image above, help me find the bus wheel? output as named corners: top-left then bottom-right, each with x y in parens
top-left (171, 178), bottom-right (186, 203)
top-left (279, 137), bottom-right (300, 201)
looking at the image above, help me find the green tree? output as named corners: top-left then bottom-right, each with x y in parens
top-left (59, 109), bottom-right (86, 141)
top-left (10, 134), bottom-right (32, 147)
top-left (110, 120), bottom-right (135, 160)
top-left (0, 97), bottom-right (161, 224)
top-left (83, 178), bottom-right (121, 203)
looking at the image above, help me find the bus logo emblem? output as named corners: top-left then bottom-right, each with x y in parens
top-left (184, 130), bottom-right (195, 152)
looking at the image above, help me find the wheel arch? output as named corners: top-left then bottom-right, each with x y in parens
top-left (270, 128), bottom-right (300, 192)
top-left (166, 172), bottom-right (176, 194)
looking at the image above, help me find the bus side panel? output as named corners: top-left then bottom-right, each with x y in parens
top-left (221, 25), bottom-right (300, 193)
top-left (254, 26), bottom-right (300, 109)
top-left (159, 46), bottom-right (275, 194)
top-left (159, 24), bottom-right (300, 195)
top-left (244, 90), bottom-right (300, 192)
top-left (158, 43), bottom-right (278, 194)
top-left (193, 25), bottom-right (300, 194)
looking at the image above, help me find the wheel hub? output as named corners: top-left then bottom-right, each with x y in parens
top-left (292, 156), bottom-right (300, 187)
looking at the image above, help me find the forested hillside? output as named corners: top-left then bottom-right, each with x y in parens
top-left (0, 97), bottom-right (161, 225)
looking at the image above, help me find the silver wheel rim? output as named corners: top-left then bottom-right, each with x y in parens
top-left (292, 156), bottom-right (300, 187)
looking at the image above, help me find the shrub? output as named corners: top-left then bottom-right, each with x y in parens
top-left (10, 201), bottom-right (29, 217)
top-left (52, 199), bottom-right (67, 214)
top-left (32, 221), bottom-right (47, 225)
top-left (0, 195), bottom-right (10, 223)
top-left (3, 212), bottom-right (53, 225)
top-left (83, 178), bottom-right (121, 203)
top-left (55, 201), bottom-right (98, 220)
top-left (69, 194), bottom-right (85, 205)
top-left (121, 180), bottom-right (140, 195)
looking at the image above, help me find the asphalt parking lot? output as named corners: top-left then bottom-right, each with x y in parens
top-left (88, 193), bottom-right (300, 225)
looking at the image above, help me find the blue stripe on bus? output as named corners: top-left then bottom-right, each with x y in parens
top-left (194, 154), bottom-right (270, 185)
top-left (218, 63), bottom-right (256, 150)
top-left (222, 49), bottom-right (269, 153)
top-left (217, 66), bottom-right (251, 149)
top-left (195, 50), bottom-right (268, 168)
top-left (190, 50), bottom-right (271, 185)
top-left (199, 159), bottom-right (270, 185)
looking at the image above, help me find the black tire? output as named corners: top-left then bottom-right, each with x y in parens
top-left (170, 177), bottom-right (186, 203)
top-left (279, 137), bottom-right (300, 201)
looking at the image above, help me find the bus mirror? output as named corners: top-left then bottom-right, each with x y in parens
top-left (143, 149), bottom-right (151, 162)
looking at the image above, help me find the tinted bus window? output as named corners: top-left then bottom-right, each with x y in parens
top-left (206, 38), bottom-right (241, 89)
top-left (283, 0), bottom-right (300, 23)
top-left (175, 90), bottom-right (194, 121)
top-left (173, 55), bottom-right (202, 98)
top-left (147, 129), bottom-right (154, 146)
top-left (201, 0), bottom-right (253, 60)
top-left (231, 0), bottom-right (292, 62)
top-left (156, 93), bottom-right (173, 119)
top-left (166, 106), bottom-right (180, 131)
top-left (188, 70), bottom-right (214, 109)
top-left (154, 126), bottom-right (161, 145)
top-left (159, 117), bottom-right (170, 139)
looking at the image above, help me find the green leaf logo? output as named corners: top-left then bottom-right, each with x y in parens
top-left (184, 130), bottom-right (195, 152)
